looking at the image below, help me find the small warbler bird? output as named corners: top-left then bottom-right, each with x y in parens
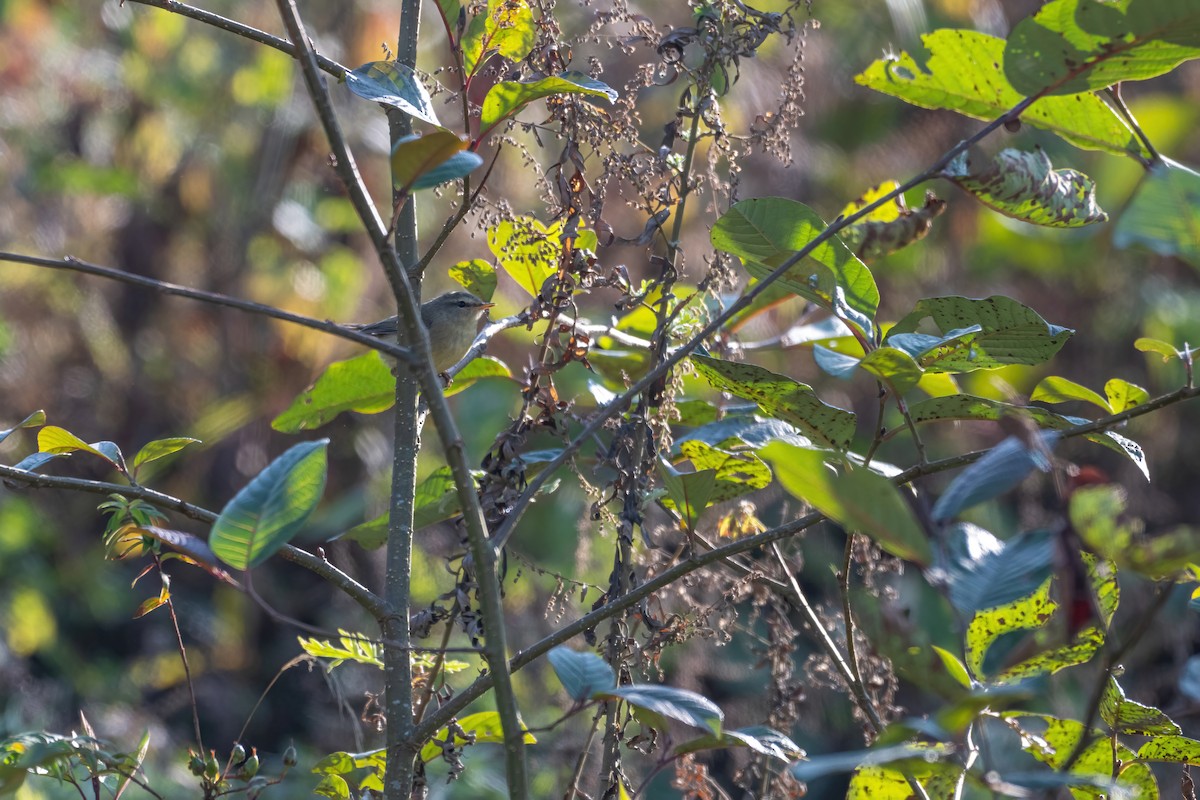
top-left (352, 291), bottom-right (495, 372)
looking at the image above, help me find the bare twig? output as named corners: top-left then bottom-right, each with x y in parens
top-left (126, 0), bottom-right (350, 77)
top-left (0, 252), bottom-right (415, 363)
top-left (0, 464), bottom-right (390, 620)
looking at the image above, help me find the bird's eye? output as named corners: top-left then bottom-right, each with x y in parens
top-left (458, 300), bottom-right (468, 307)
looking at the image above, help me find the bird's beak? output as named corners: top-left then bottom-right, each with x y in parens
top-left (481, 302), bottom-right (496, 309)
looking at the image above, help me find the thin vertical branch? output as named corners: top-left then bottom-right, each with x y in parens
top-left (269, 1), bottom-right (527, 797)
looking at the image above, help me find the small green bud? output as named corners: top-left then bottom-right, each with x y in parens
top-left (240, 749), bottom-right (259, 780)
top-left (187, 751), bottom-right (206, 776)
top-left (203, 751), bottom-right (220, 781)
top-left (282, 745), bottom-right (297, 768)
top-left (231, 743), bottom-right (246, 764)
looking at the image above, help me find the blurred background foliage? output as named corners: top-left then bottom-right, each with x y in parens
top-left (2, 0), bottom-right (1200, 796)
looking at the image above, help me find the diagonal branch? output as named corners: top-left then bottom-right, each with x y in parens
top-left (0, 251), bottom-right (416, 363)
top-left (0, 463), bottom-right (391, 620)
top-left (126, 0), bottom-right (350, 77)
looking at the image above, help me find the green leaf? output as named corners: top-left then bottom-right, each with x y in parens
top-left (487, 215), bottom-right (598, 297)
top-left (1138, 735), bottom-right (1200, 765)
top-left (314, 774), bottom-right (351, 799)
top-left (0, 410), bottom-right (44, 446)
top-left (931, 432), bottom-right (1059, 522)
top-left (462, 0), bottom-right (536, 75)
top-left (813, 343), bottom-right (863, 380)
top-left (1006, 713), bottom-right (1158, 800)
top-left (344, 61), bottom-right (440, 126)
top-left (838, 184), bottom-right (947, 260)
top-left (964, 578), bottom-right (1055, 678)
top-left (1114, 157), bottom-right (1200, 268)
top-left (38, 426), bottom-right (126, 473)
top-left (449, 259), bottom-right (497, 302)
top-left (675, 726), bottom-right (803, 762)
top-left (435, 0), bottom-right (461, 28)
top-left (997, 626), bottom-right (1105, 683)
top-left (859, 347), bottom-right (924, 394)
top-left (412, 150), bottom-right (484, 191)
top-left (888, 295), bottom-right (1073, 372)
top-left (712, 197), bottom-right (879, 338)
top-left (813, 344), bottom-right (924, 394)
top-left (790, 744), bottom-right (945, 782)
top-left (299, 630), bottom-right (383, 669)
top-left (690, 355), bottom-right (856, 450)
top-left (854, 29), bottom-right (1145, 157)
top-left (342, 513), bottom-right (388, 550)
top-left (444, 355), bottom-right (511, 397)
top-left (980, 554), bottom-right (1115, 683)
top-left (760, 442), bottom-right (932, 565)
top-left (481, 72), bottom-right (617, 132)
top-left (312, 749), bottom-right (384, 776)
top-left (547, 646), bottom-right (616, 701)
top-left (677, 416), bottom-right (811, 450)
top-left (1031, 376), bottom-right (1111, 412)
top-left (1135, 336), bottom-right (1184, 361)
top-left (1004, 0), bottom-right (1200, 97)
top-left (677, 440), bottom-right (772, 506)
top-left (414, 466), bottom-right (462, 529)
top-left (847, 759), bottom-right (960, 800)
top-left (420, 711), bottom-right (536, 763)
top-left (271, 352), bottom-right (395, 433)
top-left (906, 394), bottom-right (1148, 477)
top-left (1070, 485), bottom-right (1199, 577)
top-left (1104, 378), bottom-right (1149, 413)
top-left (658, 458), bottom-right (717, 530)
top-left (932, 646), bottom-right (974, 689)
top-left (209, 440), bottom-right (329, 570)
top-left (604, 684), bottom-right (724, 735)
top-left (1100, 677), bottom-right (1180, 735)
top-left (941, 148), bottom-right (1107, 227)
top-left (390, 131), bottom-right (481, 192)
top-left (131, 437), bottom-right (201, 471)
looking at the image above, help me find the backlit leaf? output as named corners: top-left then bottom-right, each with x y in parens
top-left (855, 28), bottom-right (1145, 156)
top-left (761, 442), bottom-right (932, 565)
top-left (965, 578), bottom-right (1055, 679)
top-left (480, 72), bottom-right (617, 132)
top-left (0, 410), bottom-right (44, 446)
top-left (272, 352), bottom-right (395, 433)
top-left (941, 148), bottom-right (1107, 227)
top-left (420, 711), bottom-right (535, 763)
top-left (1100, 677), bottom-right (1180, 735)
top-left (131, 437), bottom-right (201, 471)
top-left (691, 355), bottom-right (856, 450)
top-left (462, 0), bottom-right (536, 75)
top-left (713, 197), bottom-right (879, 338)
top-left (210, 440), bottom-right (329, 570)
top-left (1031, 376), bottom-right (1111, 412)
top-left (449, 259), bottom-right (497, 302)
top-left (1005, 0), bottom-right (1200, 97)
top-left (345, 61), bottom-right (439, 126)
top-left (888, 295), bottom-right (1072, 372)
